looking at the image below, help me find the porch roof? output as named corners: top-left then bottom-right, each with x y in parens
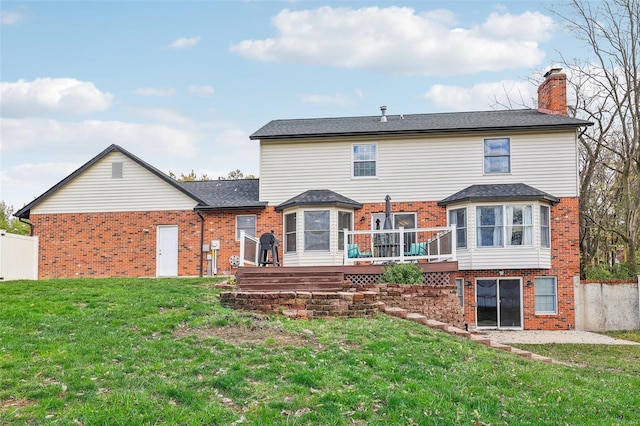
top-left (275, 189), bottom-right (363, 211)
top-left (437, 183), bottom-right (561, 206)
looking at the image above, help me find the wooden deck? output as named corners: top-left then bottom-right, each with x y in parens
top-left (235, 262), bottom-right (459, 291)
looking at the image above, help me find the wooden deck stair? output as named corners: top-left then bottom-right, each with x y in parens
top-left (236, 266), bottom-right (346, 292)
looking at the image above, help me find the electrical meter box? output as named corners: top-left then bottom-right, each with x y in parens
top-left (211, 240), bottom-right (221, 250)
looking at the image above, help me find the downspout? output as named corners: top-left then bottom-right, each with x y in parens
top-left (19, 217), bottom-right (34, 236)
top-left (196, 210), bottom-right (205, 278)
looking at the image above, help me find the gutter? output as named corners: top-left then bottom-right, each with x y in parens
top-left (197, 211), bottom-right (205, 278)
top-left (18, 217), bottom-right (34, 236)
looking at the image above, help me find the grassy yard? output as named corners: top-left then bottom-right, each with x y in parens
top-left (1, 278), bottom-right (639, 425)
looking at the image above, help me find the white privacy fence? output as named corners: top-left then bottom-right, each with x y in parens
top-left (0, 230), bottom-right (38, 281)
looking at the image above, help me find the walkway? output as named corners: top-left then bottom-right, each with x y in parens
top-left (482, 330), bottom-right (640, 345)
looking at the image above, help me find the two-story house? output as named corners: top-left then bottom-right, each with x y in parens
top-left (15, 68), bottom-right (591, 330)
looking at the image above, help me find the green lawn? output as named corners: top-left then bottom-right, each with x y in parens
top-left (1, 278), bottom-right (639, 425)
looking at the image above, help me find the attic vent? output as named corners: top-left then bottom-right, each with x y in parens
top-left (112, 162), bottom-right (123, 179)
top-left (380, 105), bottom-right (387, 123)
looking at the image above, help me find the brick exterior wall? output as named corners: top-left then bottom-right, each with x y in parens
top-left (30, 197), bottom-right (578, 331)
top-left (31, 210), bottom-right (202, 278)
top-left (455, 197), bottom-right (579, 330)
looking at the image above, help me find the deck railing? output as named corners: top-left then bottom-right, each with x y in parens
top-left (343, 227), bottom-right (456, 265)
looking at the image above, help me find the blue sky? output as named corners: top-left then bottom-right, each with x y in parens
top-left (1, 0), bottom-right (591, 212)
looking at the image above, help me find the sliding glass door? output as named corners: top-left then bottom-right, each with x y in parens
top-left (476, 278), bottom-right (522, 329)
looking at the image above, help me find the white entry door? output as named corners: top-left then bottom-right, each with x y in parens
top-left (156, 225), bottom-right (178, 276)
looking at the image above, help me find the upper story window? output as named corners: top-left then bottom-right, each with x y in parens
top-left (338, 211), bottom-right (352, 251)
top-left (353, 143), bottom-right (377, 177)
top-left (236, 215), bottom-right (256, 240)
top-left (449, 208), bottom-right (467, 249)
top-left (477, 205), bottom-right (533, 247)
top-left (284, 213), bottom-right (296, 253)
top-left (540, 205), bottom-right (551, 248)
top-left (484, 138), bottom-right (510, 174)
top-left (304, 210), bottom-right (330, 251)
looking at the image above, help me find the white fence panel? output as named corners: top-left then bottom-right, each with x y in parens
top-left (0, 230), bottom-right (39, 281)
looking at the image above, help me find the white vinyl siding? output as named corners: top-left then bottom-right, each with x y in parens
top-left (32, 152), bottom-right (197, 213)
top-left (259, 130), bottom-right (579, 205)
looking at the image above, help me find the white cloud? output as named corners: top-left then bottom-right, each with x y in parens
top-left (481, 11), bottom-right (554, 42)
top-left (1, 162), bottom-right (80, 210)
top-left (133, 87), bottom-right (175, 97)
top-left (168, 36), bottom-right (201, 49)
top-left (1, 11), bottom-right (24, 25)
top-left (423, 80), bottom-right (535, 111)
top-left (230, 6), bottom-right (554, 75)
top-left (188, 85), bottom-right (215, 97)
top-left (0, 78), bottom-right (113, 117)
top-left (0, 118), bottom-right (200, 158)
top-left (206, 128), bottom-right (258, 175)
top-left (300, 92), bottom-right (355, 106)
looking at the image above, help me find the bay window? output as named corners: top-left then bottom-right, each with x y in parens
top-left (338, 211), bottom-right (352, 251)
top-left (284, 213), bottom-right (296, 253)
top-left (449, 208), bottom-right (467, 248)
top-left (304, 210), bottom-right (330, 251)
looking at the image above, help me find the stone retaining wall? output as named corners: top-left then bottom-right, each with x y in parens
top-left (219, 282), bottom-right (463, 326)
top-left (349, 283), bottom-right (463, 327)
top-left (219, 290), bottom-right (379, 319)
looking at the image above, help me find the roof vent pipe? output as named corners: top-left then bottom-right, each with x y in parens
top-left (380, 105), bottom-right (387, 123)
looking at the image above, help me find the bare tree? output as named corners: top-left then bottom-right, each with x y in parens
top-left (554, 0), bottom-right (640, 276)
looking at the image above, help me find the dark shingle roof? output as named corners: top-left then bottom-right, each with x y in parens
top-left (438, 183), bottom-right (560, 206)
top-left (275, 190), bottom-right (362, 211)
top-left (182, 180), bottom-right (267, 210)
top-left (251, 109), bottom-right (592, 140)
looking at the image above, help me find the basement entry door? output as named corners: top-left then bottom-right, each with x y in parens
top-left (156, 225), bottom-right (178, 277)
top-left (476, 278), bottom-right (522, 329)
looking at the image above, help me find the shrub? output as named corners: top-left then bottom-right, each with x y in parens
top-left (379, 262), bottom-right (424, 284)
top-left (585, 263), bottom-right (634, 280)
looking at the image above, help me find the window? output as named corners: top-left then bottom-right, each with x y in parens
top-left (338, 211), bottom-right (352, 251)
top-left (535, 277), bottom-right (557, 314)
top-left (112, 162), bottom-right (123, 179)
top-left (505, 206), bottom-right (532, 246)
top-left (540, 205), bottom-right (551, 248)
top-left (455, 278), bottom-right (464, 308)
top-left (284, 213), bottom-right (296, 253)
top-left (236, 215), bottom-right (256, 240)
top-left (484, 138), bottom-right (510, 173)
top-left (477, 205), bottom-right (534, 247)
top-left (449, 208), bottom-right (467, 248)
top-left (353, 143), bottom-right (377, 177)
top-left (477, 206), bottom-right (503, 247)
top-left (304, 210), bottom-right (330, 251)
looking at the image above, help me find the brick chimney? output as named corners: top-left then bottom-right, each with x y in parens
top-left (537, 68), bottom-right (567, 115)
